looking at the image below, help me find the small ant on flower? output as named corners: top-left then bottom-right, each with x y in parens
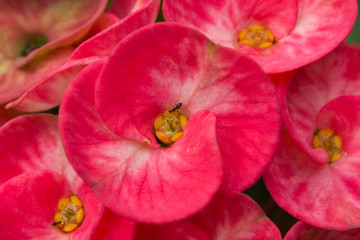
top-left (169, 103), bottom-right (182, 113)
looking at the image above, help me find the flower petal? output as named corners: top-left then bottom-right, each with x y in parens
top-left (92, 208), bottom-right (136, 240)
top-left (279, 43), bottom-right (360, 165)
top-left (163, 0), bottom-right (298, 48)
top-left (60, 60), bottom-right (223, 223)
top-left (134, 221), bottom-right (209, 240)
top-left (255, 0), bottom-right (358, 73)
top-left (0, 47), bottom-right (73, 104)
top-left (284, 221), bottom-right (360, 240)
top-left (316, 96), bottom-right (360, 155)
top-left (6, 56), bottom-right (101, 112)
top-left (191, 190), bottom-right (282, 240)
top-left (0, 113), bottom-right (105, 238)
top-left (0, 170), bottom-right (72, 240)
top-left (0, 0), bottom-right (107, 65)
top-left (95, 22), bottom-right (281, 190)
top-left (0, 104), bottom-right (23, 127)
top-left (0, 114), bottom-right (69, 184)
top-left (264, 97), bottom-right (360, 231)
top-left (108, 0), bottom-right (156, 19)
top-left (69, 0), bottom-right (160, 61)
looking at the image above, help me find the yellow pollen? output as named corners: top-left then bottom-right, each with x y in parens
top-left (53, 195), bottom-right (85, 233)
top-left (312, 128), bottom-right (343, 163)
top-left (237, 24), bottom-right (275, 50)
top-left (154, 107), bottom-right (188, 146)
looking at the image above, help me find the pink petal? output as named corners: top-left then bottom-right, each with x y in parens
top-left (163, 0), bottom-right (357, 73)
top-left (264, 99), bottom-right (360, 230)
top-left (0, 104), bottom-right (23, 127)
top-left (163, 0), bottom-right (298, 48)
top-left (60, 60), bottom-right (223, 223)
top-left (134, 221), bottom-right (209, 240)
top-left (284, 221), bottom-right (360, 240)
top-left (0, 114), bottom-right (69, 184)
top-left (69, 0), bottom-right (160, 60)
top-left (108, 0), bottom-right (155, 19)
top-left (0, 170), bottom-right (72, 240)
top-left (80, 12), bottom-right (120, 40)
top-left (0, 113), bottom-right (105, 238)
top-left (0, 112), bottom-right (106, 233)
top-left (0, 47), bottom-right (73, 104)
top-left (0, 170), bottom-right (104, 240)
top-left (279, 43), bottom-right (360, 165)
top-left (191, 190), bottom-right (282, 240)
top-left (317, 96), bottom-right (360, 155)
top-left (6, 56), bottom-right (101, 112)
top-left (0, 113), bottom-right (98, 198)
top-left (256, 0), bottom-right (358, 73)
top-left (133, 190), bottom-right (282, 240)
top-left (92, 208), bottom-right (136, 240)
top-left (96, 22), bottom-right (281, 190)
top-left (0, 0), bottom-right (107, 65)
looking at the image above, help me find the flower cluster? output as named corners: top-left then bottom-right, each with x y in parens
top-left (0, 0), bottom-right (359, 239)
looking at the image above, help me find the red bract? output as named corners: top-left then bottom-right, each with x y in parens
top-left (92, 208), bottom-right (136, 240)
top-left (135, 190), bottom-right (282, 240)
top-left (0, 114), bottom-right (134, 239)
top-left (0, 0), bottom-right (107, 105)
top-left (6, 0), bottom-right (160, 112)
top-left (284, 221), bottom-right (360, 240)
top-left (59, 23), bottom-right (281, 223)
top-left (163, 0), bottom-right (358, 73)
top-left (264, 44), bottom-right (360, 230)
top-left (0, 104), bottom-right (23, 127)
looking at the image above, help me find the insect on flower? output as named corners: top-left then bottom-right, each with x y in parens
top-left (169, 103), bottom-right (182, 113)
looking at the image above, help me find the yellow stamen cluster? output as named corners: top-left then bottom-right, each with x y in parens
top-left (313, 128), bottom-right (343, 163)
top-left (154, 109), bottom-right (188, 145)
top-left (53, 195), bottom-right (85, 233)
top-left (237, 24), bottom-right (275, 50)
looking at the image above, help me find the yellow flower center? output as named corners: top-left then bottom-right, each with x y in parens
top-left (237, 24), bottom-right (275, 50)
top-left (52, 195), bottom-right (85, 233)
top-left (153, 103), bottom-right (188, 146)
top-left (312, 128), bottom-right (343, 163)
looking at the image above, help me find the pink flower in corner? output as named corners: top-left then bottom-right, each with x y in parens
top-left (6, 0), bottom-right (160, 113)
top-left (284, 221), bottom-right (360, 240)
top-left (163, 0), bottom-right (358, 73)
top-left (0, 114), bottom-right (135, 239)
top-left (0, 0), bottom-right (107, 105)
top-left (263, 44), bottom-right (360, 230)
top-left (134, 190), bottom-right (282, 240)
top-left (59, 23), bottom-right (281, 223)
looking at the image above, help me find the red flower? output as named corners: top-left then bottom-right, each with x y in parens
top-left (0, 114), bottom-right (135, 239)
top-left (264, 44), bottom-right (360, 230)
top-left (0, 0), bottom-right (107, 105)
top-left (163, 0), bottom-right (358, 73)
top-left (6, 0), bottom-right (160, 112)
top-left (59, 23), bottom-right (281, 223)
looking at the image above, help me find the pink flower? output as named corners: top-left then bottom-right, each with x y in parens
top-left (0, 114), bottom-right (134, 239)
top-left (284, 221), bottom-right (360, 240)
top-left (134, 190), bottom-right (282, 240)
top-left (6, 0), bottom-right (160, 112)
top-left (59, 23), bottom-right (281, 223)
top-left (263, 44), bottom-right (360, 229)
top-left (0, 0), bottom-right (107, 105)
top-left (162, 0), bottom-right (358, 73)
